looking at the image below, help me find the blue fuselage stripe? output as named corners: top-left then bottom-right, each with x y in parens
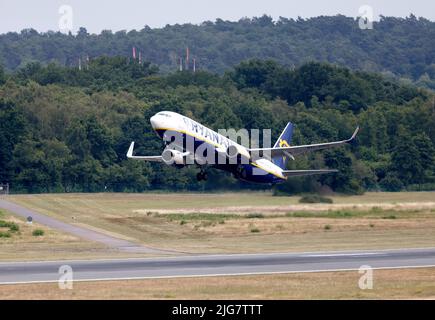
top-left (155, 129), bottom-right (285, 184)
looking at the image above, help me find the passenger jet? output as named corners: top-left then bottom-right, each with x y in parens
top-left (127, 111), bottom-right (359, 184)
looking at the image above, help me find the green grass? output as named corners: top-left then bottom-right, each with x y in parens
top-left (382, 215), bottom-right (397, 219)
top-left (285, 207), bottom-right (427, 219)
top-left (8, 192), bottom-right (435, 215)
top-left (0, 231), bottom-right (11, 238)
top-left (32, 229), bottom-right (45, 237)
top-left (246, 213), bottom-right (264, 219)
top-left (162, 207), bottom-right (427, 223)
top-left (5, 192), bottom-right (435, 257)
top-left (286, 210), bottom-right (357, 218)
top-left (165, 212), bottom-right (266, 222)
top-left (164, 213), bottom-right (239, 222)
top-left (299, 194), bottom-right (333, 204)
top-left (9, 223), bottom-right (19, 232)
top-left (0, 219), bottom-right (20, 233)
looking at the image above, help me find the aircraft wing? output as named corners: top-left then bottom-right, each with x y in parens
top-left (282, 169), bottom-right (338, 177)
top-left (250, 127), bottom-right (359, 158)
top-left (126, 142), bottom-right (163, 161)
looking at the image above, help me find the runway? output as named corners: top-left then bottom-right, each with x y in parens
top-left (1, 247), bottom-right (435, 284)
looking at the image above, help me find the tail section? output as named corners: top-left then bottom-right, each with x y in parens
top-left (273, 122), bottom-right (294, 169)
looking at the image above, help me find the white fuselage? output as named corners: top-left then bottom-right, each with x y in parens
top-left (150, 111), bottom-right (286, 181)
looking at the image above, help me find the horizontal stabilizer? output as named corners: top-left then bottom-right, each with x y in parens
top-left (282, 169), bottom-right (338, 177)
top-left (249, 126), bottom-right (359, 158)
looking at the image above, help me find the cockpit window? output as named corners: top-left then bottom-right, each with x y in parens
top-left (157, 112), bottom-right (171, 117)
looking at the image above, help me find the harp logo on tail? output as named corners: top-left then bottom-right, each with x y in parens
top-left (279, 139), bottom-right (290, 162)
top-left (279, 139), bottom-right (290, 148)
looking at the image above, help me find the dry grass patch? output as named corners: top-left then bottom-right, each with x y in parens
top-left (1, 267), bottom-right (435, 299)
top-left (0, 209), bottom-right (131, 261)
top-left (7, 192), bottom-right (435, 255)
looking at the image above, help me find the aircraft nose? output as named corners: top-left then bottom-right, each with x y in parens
top-left (150, 115), bottom-right (159, 129)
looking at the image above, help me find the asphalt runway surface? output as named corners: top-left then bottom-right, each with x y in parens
top-left (1, 198), bottom-right (435, 285)
top-left (1, 248), bottom-right (435, 284)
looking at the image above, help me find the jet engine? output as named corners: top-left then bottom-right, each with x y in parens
top-left (161, 149), bottom-right (187, 166)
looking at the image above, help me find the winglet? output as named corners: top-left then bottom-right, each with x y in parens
top-left (127, 141), bottom-right (135, 158)
top-left (347, 126), bottom-right (359, 143)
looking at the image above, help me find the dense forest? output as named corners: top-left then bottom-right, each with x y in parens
top-left (1, 15), bottom-right (435, 89)
top-left (0, 56), bottom-right (434, 194)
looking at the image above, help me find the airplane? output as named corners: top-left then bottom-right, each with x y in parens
top-left (127, 111), bottom-right (359, 184)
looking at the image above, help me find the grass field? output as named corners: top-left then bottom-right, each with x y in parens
top-left (2, 192), bottom-right (435, 300)
top-left (1, 267), bottom-right (435, 299)
top-left (0, 208), bottom-right (136, 261)
top-left (5, 191), bottom-right (435, 257)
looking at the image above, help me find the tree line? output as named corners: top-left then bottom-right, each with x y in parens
top-left (0, 15), bottom-right (434, 89)
top-left (0, 57), bottom-right (434, 194)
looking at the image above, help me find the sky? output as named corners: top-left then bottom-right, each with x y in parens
top-left (0, 0), bottom-right (434, 34)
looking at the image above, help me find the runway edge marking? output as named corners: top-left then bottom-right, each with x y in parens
top-left (2, 264), bottom-right (435, 285)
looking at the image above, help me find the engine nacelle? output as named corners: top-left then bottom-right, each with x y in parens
top-left (226, 144), bottom-right (251, 164)
top-left (161, 149), bottom-right (187, 166)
